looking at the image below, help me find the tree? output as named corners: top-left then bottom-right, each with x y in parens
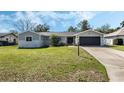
top-left (116, 27), bottom-right (121, 30)
top-left (50, 34), bottom-right (60, 46)
top-left (98, 24), bottom-right (110, 33)
top-left (120, 20), bottom-right (124, 27)
top-left (95, 24), bottom-right (115, 34)
top-left (67, 26), bottom-right (77, 32)
top-left (34, 24), bottom-right (50, 32)
top-left (14, 18), bottom-right (36, 32)
top-left (77, 20), bottom-right (91, 31)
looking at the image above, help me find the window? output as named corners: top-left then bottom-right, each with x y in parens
top-left (6, 38), bottom-right (8, 41)
top-left (26, 37), bottom-right (32, 41)
top-left (13, 39), bottom-right (16, 42)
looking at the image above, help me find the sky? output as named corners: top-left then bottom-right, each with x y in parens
top-left (0, 11), bottom-right (124, 32)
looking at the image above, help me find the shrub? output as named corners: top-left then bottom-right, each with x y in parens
top-left (59, 42), bottom-right (66, 46)
top-left (50, 34), bottom-right (60, 46)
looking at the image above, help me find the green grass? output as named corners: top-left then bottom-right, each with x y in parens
top-left (109, 45), bottom-right (124, 51)
top-left (0, 46), bottom-right (109, 82)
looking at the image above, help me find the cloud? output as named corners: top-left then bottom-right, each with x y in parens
top-left (0, 27), bottom-right (9, 33)
top-left (76, 11), bottom-right (96, 20)
top-left (0, 15), bottom-right (11, 21)
top-left (0, 11), bottom-right (96, 32)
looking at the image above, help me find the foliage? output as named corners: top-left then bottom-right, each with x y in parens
top-left (110, 45), bottom-right (124, 51)
top-left (95, 24), bottom-right (115, 34)
top-left (67, 26), bottom-right (77, 32)
top-left (50, 34), bottom-right (60, 46)
top-left (59, 42), bottom-right (66, 46)
top-left (35, 24), bottom-right (50, 32)
top-left (115, 27), bottom-right (121, 30)
top-left (77, 20), bottom-right (91, 31)
top-left (14, 18), bottom-right (36, 32)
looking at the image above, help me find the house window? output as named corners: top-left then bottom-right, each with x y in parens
top-left (6, 38), bottom-right (8, 41)
top-left (13, 39), bottom-right (16, 42)
top-left (26, 37), bottom-right (32, 41)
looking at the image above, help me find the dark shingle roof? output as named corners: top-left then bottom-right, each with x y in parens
top-left (37, 32), bottom-right (79, 36)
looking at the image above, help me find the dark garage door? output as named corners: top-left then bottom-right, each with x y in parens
top-left (79, 37), bottom-right (100, 46)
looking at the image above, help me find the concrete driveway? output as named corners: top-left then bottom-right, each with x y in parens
top-left (81, 46), bottom-right (124, 82)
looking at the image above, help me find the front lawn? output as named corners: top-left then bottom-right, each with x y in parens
top-left (109, 45), bottom-right (124, 51)
top-left (0, 46), bottom-right (109, 82)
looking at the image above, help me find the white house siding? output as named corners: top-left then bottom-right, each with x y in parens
top-left (105, 36), bottom-right (124, 45)
top-left (104, 38), bottom-right (113, 45)
top-left (59, 36), bottom-right (67, 44)
top-left (0, 34), bottom-right (17, 43)
top-left (41, 36), bottom-right (49, 47)
top-left (100, 36), bottom-right (104, 46)
top-left (75, 36), bottom-right (79, 45)
top-left (18, 31), bottom-right (42, 48)
top-left (19, 40), bottom-right (41, 48)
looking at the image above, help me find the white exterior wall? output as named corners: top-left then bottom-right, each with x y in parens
top-left (60, 36), bottom-right (67, 44)
top-left (0, 34), bottom-right (17, 43)
top-left (41, 36), bottom-right (49, 46)
top-left (104, 36), bottom-right (124, 45)
top-left (104, 38), bottom-right (113, 45)
top-left (75, 36), bottom-right (79, 45)
top-left (100, 36), bottom-right (104, 46)
top-left (18, 31), bottom-right (42, 48)
top-left (77, 31), bottom-right (102, 37)
top-left (18, 40), bottom-right (42, 48)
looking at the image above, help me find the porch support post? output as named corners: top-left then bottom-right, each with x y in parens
top-left (77, 35), bottom-right (79, 56)
top-left (73, 36), bottom-right (75, 45)
top-left (123, 38), bottom-right (124, 45)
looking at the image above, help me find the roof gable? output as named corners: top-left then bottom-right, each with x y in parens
top-left (0, 33), bottom-right (17, 37)
top-left (105, 27), bottom-right (124, 37)
top-left (75, 30), bottom-right (104, 36)
top-left (19, 31), bottom-right (39, 36)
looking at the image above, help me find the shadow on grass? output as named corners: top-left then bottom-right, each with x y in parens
top-left (18, 46), bottom-right (50, 49)
top-left (18, 45), bottom-right (67, 49)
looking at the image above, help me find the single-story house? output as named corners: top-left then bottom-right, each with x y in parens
top-left (104, 27), bottom-right (124, 45)
top-left (18, 30), bottom-right (104, 48)
top-left (0, 33), bottom-right (18, 45)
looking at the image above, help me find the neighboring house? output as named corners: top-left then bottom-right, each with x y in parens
top-left (0, 33), bottom-right (18, 45)
top-left (18, 30), bottom-right (104, 48)
top-left (104, 27), bottom-right (124, 45)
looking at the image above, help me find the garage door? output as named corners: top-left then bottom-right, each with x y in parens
top-left (79, 37), bottom-right (100, 46)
